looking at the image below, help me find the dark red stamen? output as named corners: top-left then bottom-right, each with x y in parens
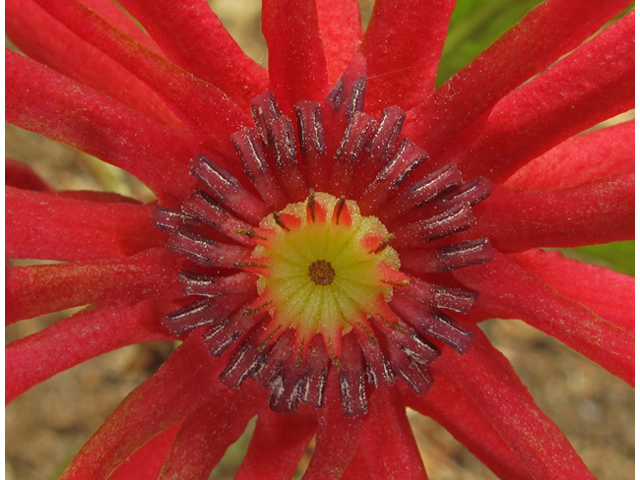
top-left (376, 163), bottom-right (464, 225)
top-left (391, 202), bottom-right (477, 247)
top-left (230, 127), bottom-right (288, 210)
top-left (403, 276), bottom-right (478, 314)
top-left (295, 100), bottom-right (328, 190)
top-left (359, 137), bottom-right (429, 215)
top-left (267, 116), bottom-right (307, 201)
top-left (330, 112), bottom-right (377, 197)
top-left (190, 155), bottom-right (269, 224)
top-left (399, 238), bottom-right (494, 273)
top-left (165, 292), bottom-right (253, 336)
top-left (251, 91), bottom-right (282, 146)
top-left (178, 271), bottom-right (256, 297)
top-left (167, 228), bottom-right (251, 268)
top-left (439, 176), bottom-right (493, 207)
top-left (181, 190), bottom-right (256, 247)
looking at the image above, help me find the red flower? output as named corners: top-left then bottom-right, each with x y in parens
top-left (6, 1), bottom-right (634, 479)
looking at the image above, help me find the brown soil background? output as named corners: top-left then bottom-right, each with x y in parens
top-left (6, 1), bottom-right (634, 479)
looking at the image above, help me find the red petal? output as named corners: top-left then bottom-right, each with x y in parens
top-left (469, 175), bottom-right (634, 251)
top-left (509, 249), bottom-right (634, 334)
top-left (32, 0), bottom-right (251, 153)
top-left (6, 299), bottom-right (175, 404)
top-left (453, 252), bottom-right (634, 384)
top-left (5, 158), bottom-right (53, 192)
top-left (79, 0), bottom-right (166, 55)
top-left (7, 248), bottom-right (182, 322)
top-left (458, 12), bottom-right (635, 182)
top-left (316, 0), bottom-right (362, 86)
top-left (505, 121), bottom-right (635, 190)
top-left (108, 423), bottom-right (182, 480)
top-left (303, 368), bottom-right (365, 480)
top-left (55, 190), bottom-right (143, 203)
top-left (6, 51), bottom-right (195, 203)
top-left (59, 334), bottom-right (223, 480)
top-left (235, 408), bottom-right (317, 480)
top-left (116, 0), bottom-right (268, 108)
top-left (432, 328), bottom-right (596, 480)
top-left (262, 0), bottom-right (329, 114)
top-left (6, 187), bottom-right (165, 261)
top-left (159, 385), bottom-right (263, 479)
top-left (7, 0), bottom-right (181, 127)
top-left (360, 0), bottom-right (455, 114)
top-left (405, 0), bottom-right (631, 160)
top-left (340, 448), bottom-right (371, 480)
top-left (359, 387), bottom-right (427, 480)
top-left (405, 377), bottom-right (534, 480)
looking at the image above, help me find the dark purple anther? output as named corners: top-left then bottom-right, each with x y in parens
top-left (391, 202), bottom-right (477, 247)
top-left (295, 100), bottom-right (328, 191)
top-left (439, 176), bottom-right (493, 207)
top-left (167, 227), bottom-right (251, 268)
top-left (189, 155), bottom-right (269, 224)
top-left (230, 127), bottom-right (288, 210)
top-left (399, 238), bottom-right (494, 273)
top-left (330, 112), bottom-right (377, 197)
top-left (251, 91), bottom-right (282, 146)
top-left (267, 115), bottom-right (307, 201)
top-left (360, 137), bottom-right (429, 215)
top-left (376, 164), bottom-right (464, 225)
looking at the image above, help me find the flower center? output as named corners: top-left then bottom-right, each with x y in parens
top-left (245, 191), bottom-right (406, 360)
top-left (154, 56), bottom-right (494, 417)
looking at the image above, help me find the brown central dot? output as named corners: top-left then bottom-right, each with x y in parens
top-left (308, 260), bottom-right (335, 286)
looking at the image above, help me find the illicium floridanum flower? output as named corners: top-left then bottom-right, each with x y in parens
top-left (5, 0), bottom-right (634, 479)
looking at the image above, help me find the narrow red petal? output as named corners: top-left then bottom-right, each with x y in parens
top-left (405, 377), bottom-right (534, 480)
top-left (117, 0), bottom-right (268, 108)
top-left (505, 121), bottom-right (635, 190)
top-left (59, 334), bottom-right (223, 480)
top-left (7, 248), bottom-right (182, 322)
top-left (458, 12), bottom-right (635, 182)
top-left (80, 0), bottom-right (166, 55)
top-left (6, 51), bottom-right (195, 203)
top-left (108, 423), bottom-right (182, 480)
top-left (433, 328), bottom-right (596, 480)
top-left (6, 299), bottom-right (175, 404)
top-left (32, 0), bottom-right (251, 154)
top-left (509, 249), bottom-right (634, 334)
top-left (7, 0), bottom-right (181, 127)
top-left (316, 0), bottom-right (362, 85)
top-left (55, 190), bottom-right (144, 203)
top-left (235, 408), bottom-right (317, 480)
top-left (405, 0), bottom-right (631, 159)
top-left (359, 387), bottom-right (427, 480)
top-left (5, 159), bottom-right (53, 192)
top-left (6, 187), bottom-right (165, 261)
top-left (302, 369), bottom-right (365, 480)
top-left (453, 252), bottom-right (634, 384)
top-left (360, 0), bottom-right (455, 114)
top-left (469, 175), bottom-right (634, 251)
top-left (340, 448), bottom-right (371, 480)
top-left (159, 385), bottom-right (263, 479)
top-left (262, 0), bottom-right (329, 115)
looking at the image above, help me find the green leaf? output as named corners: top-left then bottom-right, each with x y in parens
top-left (558, 241), bottom-right (635, 276)
top-left (437, 0), bottom-right (544, 86)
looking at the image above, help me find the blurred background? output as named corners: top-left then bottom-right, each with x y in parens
top-left (6, 1), bottom-right (634, 479)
